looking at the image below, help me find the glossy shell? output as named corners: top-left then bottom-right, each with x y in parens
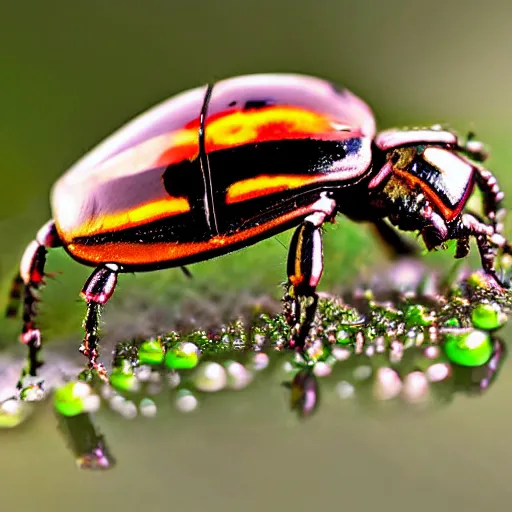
top-left (51, 74), bottom-right (376, 270)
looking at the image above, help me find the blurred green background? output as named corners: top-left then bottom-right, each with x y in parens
top-left (2, 0), bottom-right (512, 510)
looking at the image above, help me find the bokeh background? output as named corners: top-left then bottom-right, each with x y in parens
top-left (2, 1), bottom-right (512, 510)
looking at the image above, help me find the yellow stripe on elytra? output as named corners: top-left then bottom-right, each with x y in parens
top-left (206, 106), bottom-right (336, 146)
top-left (226, 175), bottom-right (317, 204)
top-left (70, 196), bottom-right (190, 238)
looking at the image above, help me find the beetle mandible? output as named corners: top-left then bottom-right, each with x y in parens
top-left (8, 73), bottom-right (511, 381)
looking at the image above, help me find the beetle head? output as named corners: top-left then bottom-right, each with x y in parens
top-left (369, 128), bottom-right (481, 247)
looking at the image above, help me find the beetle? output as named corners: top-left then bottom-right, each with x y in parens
top-left (8, 73), bottom-right (511, 382)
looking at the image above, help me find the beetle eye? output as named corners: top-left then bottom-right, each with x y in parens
top-left (390, 151), bottom-right (400, 164)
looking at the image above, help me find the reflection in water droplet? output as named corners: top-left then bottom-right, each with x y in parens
top-left (168, 371), bottom-right (181, 389)
top-left (289, 370), bottom-right (319, 417)
top-left (353, 365), bottom-right (372, 381)
top-left (120, 400), bottom-right (138, 420)
top-left (373, 367), bottom-right (402, 401)
top-left (402, 371), bottom-right (430, 404)
top-left (336, 381), bottom-right (355, 399)
top-left (176, 390), bottom-right (198, 413)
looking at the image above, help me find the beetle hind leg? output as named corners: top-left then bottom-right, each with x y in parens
top-left (79, 264), bottom-right (120, 381)
top-left (13, 220), bottom-right (62, 380)
top-left (286, 211), bottom-right (330, 352)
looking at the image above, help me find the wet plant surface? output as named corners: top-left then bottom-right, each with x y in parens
top-left (2, 261), bottom-right (511, 477)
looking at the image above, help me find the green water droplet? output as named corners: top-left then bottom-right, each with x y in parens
top-left (0, 399), bottom-right (31, 428)
top-left (471, 302), bottom-right (507, 331)
top-left (138, 339), bottom-right (165, 365)
top-left (336, 330), bottom-right (351, 344)
top-left (443, 329), bottom-right (493, 367)
top-left (165, 342), bottom-right (200, 370)
top-left (110, 361), bottom-right (139, 392)
top-left (54, 382), bottom-right (90, 417)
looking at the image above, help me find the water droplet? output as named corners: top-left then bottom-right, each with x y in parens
top-left (176, 390), bottom-right (198, 412)
top-left (134, 365), bottom-right (152, 382)
top-left (443, 329), bottom-right (493, 367)
top-left (120, 400), bottom-right (137, 419)
top-left (426, 363), bottom-right (451, 382)
top-left (226, 361), bottom-right (253, 390)
top-left (138, 339), bottom-right (165, 366)
top-left (471, 302), bottom-right (507, 331)
top-left (140, 398), bottom-right (157, 418)
top-left (194, 362), bottom-right (227, 392)
top-left (251, 353), bottom-right (269, 371)
top-left (402, 371), bottom-right (430, 404)
top-left (165, 342), bottom-right (200, 370)
top-left (83, 395), bottom-right (101, 413)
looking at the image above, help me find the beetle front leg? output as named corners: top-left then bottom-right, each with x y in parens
top-left (12, 220), bottom-right (62, 380)
top-left (473, 164), bottom-right (506, 234)
top-left (286, 212), bottom-right (328, 352)
top-left (460, 214), bottom-right (502, 287)
top-left (79, 264), bottom-right (119, 381)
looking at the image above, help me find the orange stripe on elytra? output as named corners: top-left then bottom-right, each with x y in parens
top-left (66, 202), bottom-right (317, 266)
top-left (226, 175), bottom-right (320, 204)
top-left (204, 106), bottom-right (356, 153)
top-left (65, 196), bottom-right (190, 240)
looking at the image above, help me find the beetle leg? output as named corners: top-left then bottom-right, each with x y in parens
top-left (13, 220), bottom-right (62, 379)
top-left (80, 264), bottom-right (119, 381)
top-left (286, 212), bottom-right (328, 351)
top-left (460, 213), bottom-right (502, 286)
top-left (459, 132), bottom-right (489, 163)
top-left (371, 219), bottom-right (418, 258)
top-left (472, 164), bottom-right (506, 233)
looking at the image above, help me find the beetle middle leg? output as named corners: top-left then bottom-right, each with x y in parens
top-left (79, 263), bottom-right (120, 381)
top-left (371, 219), bottom-right (418, 258)
top-left (472, 163), bottom-right (506, 234)
top-left (286, 212), bottom-right (330, 351)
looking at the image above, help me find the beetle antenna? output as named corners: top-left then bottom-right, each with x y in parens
top-left (180, 266), bottom-right (193, 279)
top-left (274, 236), bottom-right (287, 251)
